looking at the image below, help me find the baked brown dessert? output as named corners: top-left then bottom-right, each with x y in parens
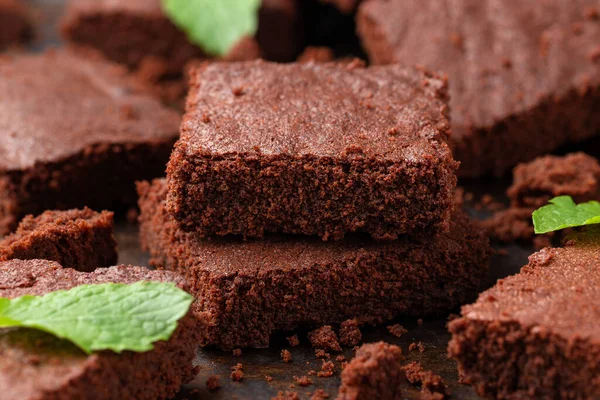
top-left (61, 0), bottom-right (301, 78)
top-left (167, 60), bottom-right (457, 241)
top-left (139, 179), bottom-right (491, 350)
top-left (449, 235), bottom-right (600, 399)
top-left (0, 0), bottom-right (31, 49)
top-left (0, 208), bottom-right (117, 272)
top-left (0, 259), bottom-right (200, 400)
top-left (357, 0), bottom-right (600, 177)
top-left (0, 50), bottom-right (180, 234)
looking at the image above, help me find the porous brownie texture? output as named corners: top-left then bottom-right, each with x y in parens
top-left (357, 0), bottom-right (600, 177)
top-left (139, 179), bottom-right (490, 350)
top-left (0, 0), bottom-right (31, 49)
top-left (0, 259), bottom-right (200, 400)
top-left (449, 236), bottom-right (600, 399)
top-left (0, 50), bottom-right (180, 234)
top-left (0, 208), bottom-right (117, 272)
top-left (167, 60), bottom-right (457, 241)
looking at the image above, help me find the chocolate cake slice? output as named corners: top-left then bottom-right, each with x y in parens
top-left (0, 50), bottom-right (180, 234)
top-left (0, 0), bottom-right (31, 49)
top-left (0, 208), bottom-right (117, 272)
top-left (139, 179), bottom-right (491, 350)
top-left (167, 60), bottom-right (457, 241)
top-left (357, 0), bottom-right (600, 177)
top-left (0, 259), bottom-right (199, 400)
top-left (449, 235), bottom-right (600, 399)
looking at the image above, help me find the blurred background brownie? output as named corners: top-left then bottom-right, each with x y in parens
top-left (0, 50), bottom-right (180, 234)
top-left (357, 0), bottom-right (600, 177)
top-left (167, 61), bottom-right (457, 241)
top-left (0, 0), bottom-right (32, 49)
top-left (139, 179), bottom-right (491, 350)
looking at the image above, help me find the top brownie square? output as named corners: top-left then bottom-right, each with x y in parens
top-left (167, 60), bottom-right (457, 241)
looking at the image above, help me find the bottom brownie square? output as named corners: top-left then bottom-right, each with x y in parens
top-left (138, 179), bottom-right (492, 350)
top-left (449, 236), bottom-right (600, 399)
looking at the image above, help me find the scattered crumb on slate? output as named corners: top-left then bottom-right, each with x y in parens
top-left (308, 370), bottom-right (316, 376)
top-left (409, 342), bottom-right (425, 353)
top-left (232, 348), bottom-right (242, 357)
top-left (409, 343), bottom-right (417, 352)
top-left (289, 384), bottom-right (296, 389)
top-left (310, 389), bottom-right (330, 399)
top-left (309, 326), bottom-right (342, 352)
top-left (315, 349), bottom-right (331, 359)
top-left (206, 375), bottom-right (220, 391)
top-left (287, 334), bottom-right (300, 347)
top-left (417, 319), bottom-right (423, 326)
top-left (281, 349), bottom-right (293, 363)
top-left (293, 376), bottom-right (313, 386)
top-left (339, 319), bottom-right (362, 346)
top-left (318, 360), bottom-right (336, 377)
top-left (387, 324), bottom-right (408, 338)
top-left (126, 207), bottom-right (139, 224)
top-left (336, 355), bottom-right (346, 362)
top-left (272, 391), bottom-right (300, 400)
top-left (265, 375), bottom-right (274, 382)
top-left (230, 363), bottom-right (244, 382)
top-left (403, 361), bottom-right (449, 399)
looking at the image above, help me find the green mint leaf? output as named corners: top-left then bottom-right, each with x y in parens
top-left (0, 282), bottom-right (193, 354)
top-left (162, 0), bottom-right (261, 56)
top-left (532, 196), bottom-right (600, 234)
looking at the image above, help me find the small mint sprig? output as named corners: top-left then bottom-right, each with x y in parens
top-left (532, 196), bottom-right (600, 234)
top-left (0, 282), bottom-right (193, 353)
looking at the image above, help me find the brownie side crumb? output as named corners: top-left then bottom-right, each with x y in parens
top-left (309, 326), bottom-right (342, 352)
top-left (272, 391), bottom-right (300, 400)
top-left (336, 355), bottom-right (346, 362)
top-left (317, 360), bottom-right (336, 378)
top-left (402, 362), bottom-right (449, 399)
top-left (281, 349), bottom-right (292, 363)
top-left (206, 375), bottom-right (220, 391)
top-left (287, 334), bottom-right (300, 347)
top-left (315, 349), bottom-right (331, 359)
top-left (417, 318), bottom-right (423, 326)
top-left (339, 319), bottom-right (362, 347)
top-left (230, 363), bottom-right (244, 382)
top-left (293, 376), bottom-right (313, 386)
top-left (265, 375), bottom-right (274, 382)
top-left (310, 388), bottom-right (330, 399)
top-left (232, 348), bottom-right (242, 357)
top-left (387, 324), bottom-right (408, 338)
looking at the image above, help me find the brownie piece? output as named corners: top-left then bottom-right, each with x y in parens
top-left (139, 179), bottom-right (490, 350)
top-left (448, 236), bottom-right (600, 399)
top-left (0, 0), bottom-right (31, 49)
top-left (338, 342), bottom-right (406, 400)
top-left (357, 0), bottom-right (600, 177)
top-left (167, 61), bottom-right (457, 241)
top-left (61, 0), bottom-right (301, 79)
top-left (0, 208), bottom-right (117, 272)
top-left (0, 50), bottom-right (180, 234)
top-left (0, 259), bottom-right (200, 400)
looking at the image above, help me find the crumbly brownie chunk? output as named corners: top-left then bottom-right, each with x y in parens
top-left (167, 61), bottom-right (456, 241)
top-left (402, 362), bottom-right (448, 399)
top-left (449, 236), bottom-right (600, 399)
top-left (338, 342), bottom-right (406, 400)
top-left (0, 50), bottom-right (179, 234)
top-left (309, 326), bottom-right (342, 352)
top-left (0, 208), bottom-right (117, 272)
top-left (139, 179), bottom-right (490, 350)
top-left (0, 0), bottom-right (31, 49)
top-left (339, 320), bottom-right (362, 347)
top-left (357, 0), bottom-right (600, 177)
top-left (508, 152), bottom-right (600, 208)
top-left (0, 259), bottom-right (199, 400)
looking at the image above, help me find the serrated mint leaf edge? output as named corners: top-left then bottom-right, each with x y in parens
top-left (0, 282), bottom-right (193, 354)
top-left (162, 0), bottom-right (261, 56)
top-left (532, 196), bottom-right (600, 234)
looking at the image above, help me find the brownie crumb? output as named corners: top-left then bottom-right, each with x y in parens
top-left (339, 319), bottom-right (362, 347)
top-left (584, 6), bottom-right (599, 20)
top-left (126, 207), bottom-right (139, 224)
top-left (287, 334), bottom-right (300, 347)
top-left (293, 376), bottom-right (313, 387)
top-left (281, 349), bottom-right (292, 363)
top-left (409, 343), bottom-right (417, 352)
top-left (206, 375), bottom-right (220, 391)
top-left (310, 388), bottom-right (330, 399)
top-left (272, 391), bottom-right (300, 400)
top-left (317, 360), bottom-right (335, 377)
top-left (387, 324), bottom-right (408, 338)
top-left (341, 361), bottom-right (349, 370)
top-left (336, 355), bottom-right (346, 362)
top-left (230, 363), bottom-right (244, 382)
top-left (315, 349), bottom-right (330, 359)
top-left (417, 318), bottom-right (424, 326)
top-left (408, 342), bottom-right (426, 353)
top-left (265, 375), bottom-right (273, 382)
top-left (232, 348), bottom-right (242, 357)
top-left (307, 370), bottom-right (316, 376)
top-left (402, 362), bottom-right (449, 399)
top-left (309, 326), bottom-right (342, 352)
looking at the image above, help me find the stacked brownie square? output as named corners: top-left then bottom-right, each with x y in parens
top-left (139, 60), bottom-right (492, 349)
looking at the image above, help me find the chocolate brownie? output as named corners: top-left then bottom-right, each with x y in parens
top-left (139, 179), bottom-right (490, 350)
top-left (0, 208), bottom-right (117, 272)
top-left (0, 50), bottom-right (180, 234)
top-left (357, 0), bottom-right (600, 177)
top-left (0, 0), bottom-right (31, 49)
top-left (337, 342), bottom-right (406, 400)
top-left (167, 61), bottom-right (457, 241)
top-left (0, 259), bottom-right (200, 400)
top-left (448, 235), bottom-right (600, 399)
top-left (61, 0), bottom-right (301, 79)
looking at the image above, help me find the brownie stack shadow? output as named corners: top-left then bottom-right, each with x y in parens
top-left (138, 60), bottom-right (493, 350)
